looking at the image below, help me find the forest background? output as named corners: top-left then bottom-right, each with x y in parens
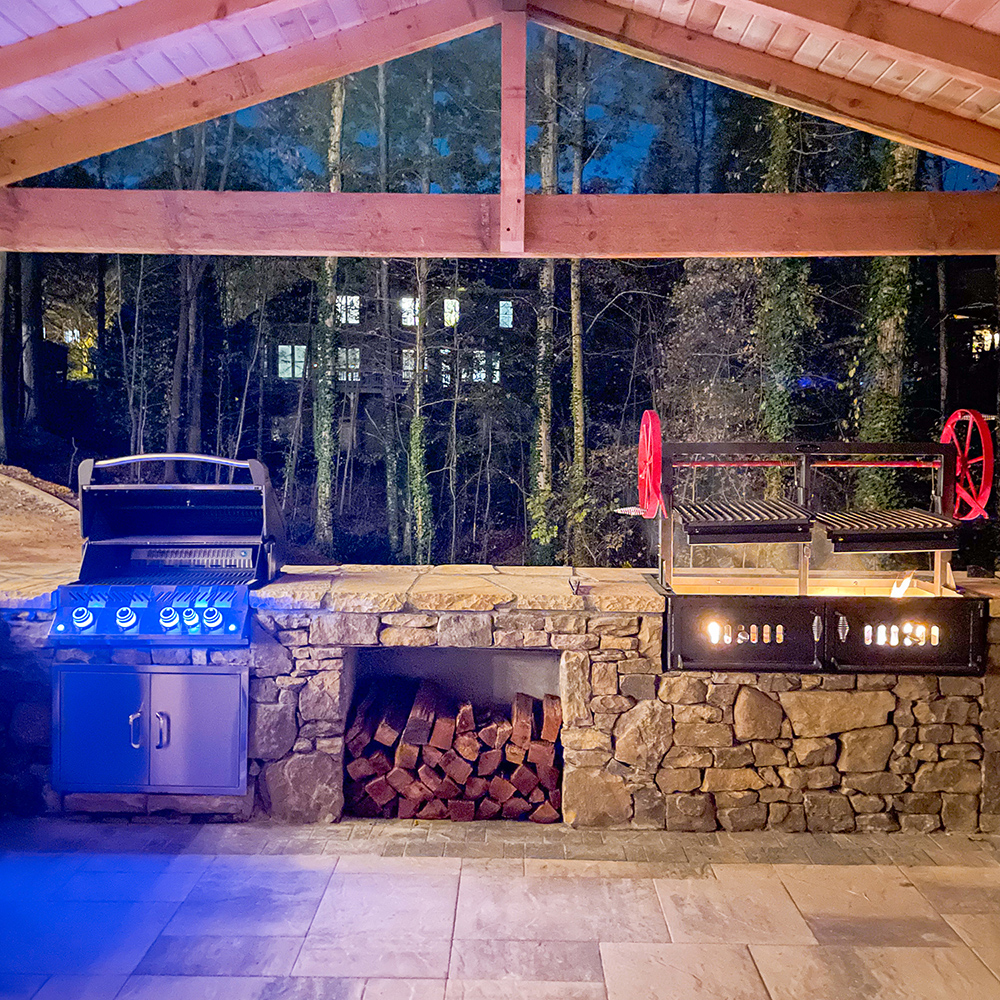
top-left (1, 24), bottom-right (999, 570)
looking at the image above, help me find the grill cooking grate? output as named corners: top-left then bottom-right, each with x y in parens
top-left (814, 509), bottom-right (956, 532)
top-left (673, 499), bottom-right (812, 544)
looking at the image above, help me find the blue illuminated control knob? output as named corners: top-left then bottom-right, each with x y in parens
top-left (71, 607), bottom-right (94, 629)
top-left (182, 608), bottom-right (200, 628)
top-left (116, 607), bottom-right (138, 630)
top-left (159, 607), bottom-right (180, 629)
top-left (202, 607), bottom-right (223, 630)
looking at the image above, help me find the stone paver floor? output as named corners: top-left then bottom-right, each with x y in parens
top-left (4, 818), bottom-right (1000, 999)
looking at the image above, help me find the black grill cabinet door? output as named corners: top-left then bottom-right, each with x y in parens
top-left (56, 671), bottom-right (149, 790)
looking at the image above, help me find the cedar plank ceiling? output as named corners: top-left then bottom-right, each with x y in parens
top-left (1, 0), bottom-right (1000, 185)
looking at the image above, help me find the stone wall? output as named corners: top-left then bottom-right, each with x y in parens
top-left (3, 598), bottom-right (999, 831)
top-left (559, 606), bottom-right (1000, 833)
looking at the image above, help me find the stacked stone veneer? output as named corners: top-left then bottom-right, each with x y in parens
top-left (4, 599), bottom-right (1000, 831)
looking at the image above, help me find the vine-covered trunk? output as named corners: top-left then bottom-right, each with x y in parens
top-left (409, 257), bottom-right (433, 562)
top-left (529, 28), bottom-right (558, 561)
top-left (567, 39), bottom-right (587, 564)
top-left (313, 77), bottom-right (346, 549)
top-left (856, 142), bottom-right (919, 508)
top-left (377, 63), bottom-right (401, 558)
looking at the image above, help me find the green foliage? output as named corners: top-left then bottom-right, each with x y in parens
top-left (407, 412), bottom-right (433, 563)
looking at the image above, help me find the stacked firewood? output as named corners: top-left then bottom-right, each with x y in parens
top-left (343, 678), bottom-right (562, 823)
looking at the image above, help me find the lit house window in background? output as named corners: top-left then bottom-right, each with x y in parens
top-left (337, 347), bottom-right (360, 381)
top-left (499, 300), bottom-right (513, 328)
top-left (336, 294), bottom-right (361, 325)
top-left (278, 344), bottom-right (306, 379)
top-left (470, 350), bottom-right (501, 384)
top-left (402, 348), bottom-right (415, 381)
top-left (401, 297), bottom-right (418, 326)
top-left (444, 298), bottom-right (460, 327)
top-left (439, 348), bottom-right (452, 387)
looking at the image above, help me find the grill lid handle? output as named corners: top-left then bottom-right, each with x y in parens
top-left (79, 454), bottom-right (270, 488)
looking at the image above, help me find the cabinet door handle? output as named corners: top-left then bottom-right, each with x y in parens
top-left (129, 711), bottom-right (142, 749)
top-left (155, 711), bottom-right (170, 749)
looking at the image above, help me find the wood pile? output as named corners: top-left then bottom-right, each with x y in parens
top-left (343, 678), bottom-right (562, 823)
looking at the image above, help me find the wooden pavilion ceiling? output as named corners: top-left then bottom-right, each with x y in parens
top-left (1, 0), bottom-right (1000, 257)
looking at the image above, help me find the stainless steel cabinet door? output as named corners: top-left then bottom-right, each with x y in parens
top-left (57, 671), bottom-right (149, 790)
top-left (149, 672), bottom-right (243, 791)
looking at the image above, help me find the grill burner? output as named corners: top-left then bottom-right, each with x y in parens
top-left (49, 454), bottom-right (286, 646)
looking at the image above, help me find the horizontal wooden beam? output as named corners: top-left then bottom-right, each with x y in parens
top-left (528, 0), bottom-right (1000, 175)
top-left (0, 0), bottom-right (501, 186)
top-left (720, 0), bottom-right (1000, 96)
top-left (0, 0), bottom-right (299, 93)
top-left (3, 188), bottom-right (1000, 257)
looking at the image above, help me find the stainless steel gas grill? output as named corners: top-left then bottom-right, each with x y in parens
top-left (49, 454), bottom-right (286, 647)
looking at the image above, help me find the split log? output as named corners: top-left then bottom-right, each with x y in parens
top-left (448, 799), bottom-right (476, 821)
top-left (510, 764), bottom-right (539, 797)
top-left (527, 740), bottom-right (556, 768)
top-left (541, 693), bottom-right (562, 742)
top-left (478, 721), bottom-right (499, 747)
top-left (502, 795), bottom-right (532, 819)
top-left (374, 679), bottom-right (418, 746)
top-left (535, 762), bottom-right (560, 791)
top-left (418, 764), bottom-right (444, 795)
top-left (511, 693), bottom-right (535, 749)
top-left (386, 767), bottom-right (416, 794)
top-left (429, 704), bottom-right (457, 750)
top-left (453, 733), bottom-right (481, 762)
top-left (366, 748), bottom-right (393, 776)
top-left (437, 776), bottom-right (461, 799)
top-left (417, 799), bottom-right (447, 820)
top-left (398, 797), bottom-right (421, 819)
top-left (422, 745), bottom-right (445, 768)
top-left (528, 786), bottom-right (545, 804)
top-left (477, 749), bottom-right (503, 776)
top-left (401, 780), bottom-right (434, 803)
top-left (365, 775), bottom-right (396, 807)
top-left (478, 798), bottom-right (502, 819)
top-left (493, 718), bottom-right (513, 748)
top-left (401, 679), bottom-right (440, 746)
top-left (489, 775), bottom-right (516, 803)
top-left (456, 701), bottom-right (476, 734)
top-left (440, 749), bottom-right (474, 785)
top-left (505, 744), bottom-right (526, 765)
top-left (530, 800), bottom-right (559, 824)
top-left (464, 776), bottom-right (489, 799)
top-left (395, 742), bottom-right (421, 770)
top-left (549, 788), bottom-right (561, 811)
top-left (346, 756), bottom-right (378, 781)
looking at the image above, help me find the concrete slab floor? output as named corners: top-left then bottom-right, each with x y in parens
top-left (3, 819), bottom-right (1000, 999)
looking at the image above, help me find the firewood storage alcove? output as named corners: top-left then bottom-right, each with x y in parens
top-left (344, 647), bottom-right (562, 821)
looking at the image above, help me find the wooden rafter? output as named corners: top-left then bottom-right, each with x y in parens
top-left (3, 188), bottom-right (1000, 257)
top-left (0, 0), bottom-right (502, 187)
top-left (500, 3), bottom-right (527, 254)
top-left (528, 0), bottom-right (1000, 174)
top-left (719, 0), bottom-right (1000, 96)
top-left (0, 0), bottom-right (304, 93)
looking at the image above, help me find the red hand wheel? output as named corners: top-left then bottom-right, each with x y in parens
top-left (941, 408), bottom-right (993, 521)
top-left (638, 409), bottom-right (664, 519)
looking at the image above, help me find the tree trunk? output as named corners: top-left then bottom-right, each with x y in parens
top-left (313, 76), bottom-right (346, 550)
top-left (377, 63), bottom-right (401, 558)
top-left (938, 258), bottom-right (949, 420)
top-left (20, 252), bottom-right (43, 433)
top-left (856, 142), bottom-right (920, 508)
top-left (568, 39), bottom-right (587, 564)
top-left (529, 28), bottom-right (558, 561)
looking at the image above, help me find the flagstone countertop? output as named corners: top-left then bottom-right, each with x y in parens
top-left (251, 564), bottom-right (665, 614)
top-left (0, 563), bottom-right (665, 614)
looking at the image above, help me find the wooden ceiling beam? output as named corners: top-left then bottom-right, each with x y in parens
top-left (499, 4), bottom-right (527, 253)
top-left (719, 0), bottom-right (1000, 95)
top-left (0, 0), bottom-right (304, 93)
top-left (528, 0), bottom-right (1000, 174)
top-left (3, 188), bottom-right (1000, 257)
top-left (0, 0), bottom-right (501, 186)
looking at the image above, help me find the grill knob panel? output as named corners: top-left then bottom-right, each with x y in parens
top-left (116, 607), bottom-right (138, 630)
top-left (71, 607), bottom-right (94, 629)
top-left (159, 607), bottom-right (180, 629)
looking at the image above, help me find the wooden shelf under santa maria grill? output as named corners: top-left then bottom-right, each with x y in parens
top-left (343, 678), bottom-right (562, 822)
